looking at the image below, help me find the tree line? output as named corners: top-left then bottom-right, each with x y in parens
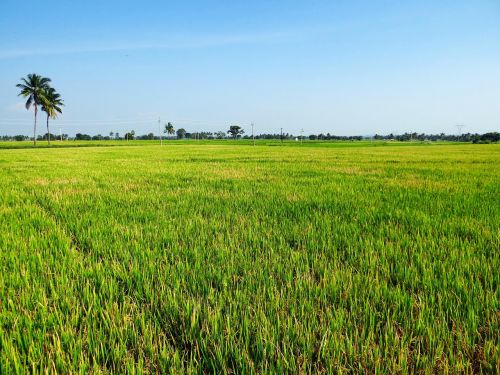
top-left (372, 132), bottom-right (500, 143)
top-left (2, 131), bottom-right (498, 143)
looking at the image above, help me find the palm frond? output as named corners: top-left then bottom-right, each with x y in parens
top-left (40, 77), bottom-right (51, 85)
top-left (18, 87), bottom-right (31, 97)
top-left (25, 95), bottom-right (33, 110)
top-left (17, 74), bottom-right (60, 116)
top-left (40, 86), bottom-right (64, 119)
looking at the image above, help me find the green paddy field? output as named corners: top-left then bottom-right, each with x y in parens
top-left (0, 141), bottom-right (498, 373)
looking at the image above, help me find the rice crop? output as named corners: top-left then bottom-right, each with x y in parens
top-left (0, 142), bottom-right (498, 373)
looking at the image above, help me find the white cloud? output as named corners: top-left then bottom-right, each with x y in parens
top-left (6, 102), bottom-right (28, 112)
top-left (0, 30), bottom-right (307, 60)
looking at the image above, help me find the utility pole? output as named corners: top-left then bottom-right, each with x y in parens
top-left (456, 124), bottom-right (464, 135)
top-left (59, 127), bottom-right (62, 142)
top-left (300, 128), bottom-right (304, 144)
top-left (251, 122), bottom-right (255, 146)
top-left (159, 117), bottom-right (162, 146)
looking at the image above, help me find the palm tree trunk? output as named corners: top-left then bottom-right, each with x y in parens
top-left (46, 114), bottom-right (51, 146)
top-left (33, 105), bottom-right (37, 146)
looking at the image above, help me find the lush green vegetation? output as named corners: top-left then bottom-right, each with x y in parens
top-left (0, 139), bottom-right (463, 150)
top-left (0, 142), bottom-right (498, 373)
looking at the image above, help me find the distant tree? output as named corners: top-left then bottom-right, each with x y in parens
top-left (176, 128), bottom-right (186, 139)
top-left (199, 131), bottom-right (212, 139)
top-left (75, 133), bottom-right (91, 141)
top-left (215, 131), bottom-right (225, 139)
top-left (481, 132), bottom-right (500, 142)
top-left (16, 74), bottom-right (52, 146)
top-left (115, 132), bottom-right (120, 140)
top-left (227, 125), bottom-right (244, 139)
top-left (164, 122), bottom-right (175, 137)
top-left (109, 132), bottom-right (114, 139)
top-left (125, 130), bottom-right (135, 140)
top-left (40, 87), bottom-right (64, 146)
top-left (40, 133), bottom-right (57, 141)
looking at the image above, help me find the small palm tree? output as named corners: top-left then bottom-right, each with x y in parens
top-left (16, 74), bottom-right (51, 146)
top-left (164, 122), bottom-right (175, 138)
top-left (41, 87), bottom-right (64, 146)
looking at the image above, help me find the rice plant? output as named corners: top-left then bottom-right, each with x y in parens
top-left (0, 142), bottom-right (498, 373)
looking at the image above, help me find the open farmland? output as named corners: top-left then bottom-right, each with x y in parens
top-left (0, 142), bottom-right (498, 373)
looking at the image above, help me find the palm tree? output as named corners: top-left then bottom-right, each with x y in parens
top-left (16, 74), bottom-right (51, 146)
top-left (41, 87), bottom-right (64, 146)
top-left (164, 122), bottom-right (175, 138)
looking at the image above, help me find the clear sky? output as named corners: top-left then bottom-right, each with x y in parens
top-left (1, 0), bottom-right (499, 136)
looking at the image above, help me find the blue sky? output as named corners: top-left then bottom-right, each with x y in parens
top-left (0, 0), bottom-right (499, 136)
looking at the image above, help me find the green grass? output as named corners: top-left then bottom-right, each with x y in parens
top-left (0, 142), bottom-right (498, 373)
